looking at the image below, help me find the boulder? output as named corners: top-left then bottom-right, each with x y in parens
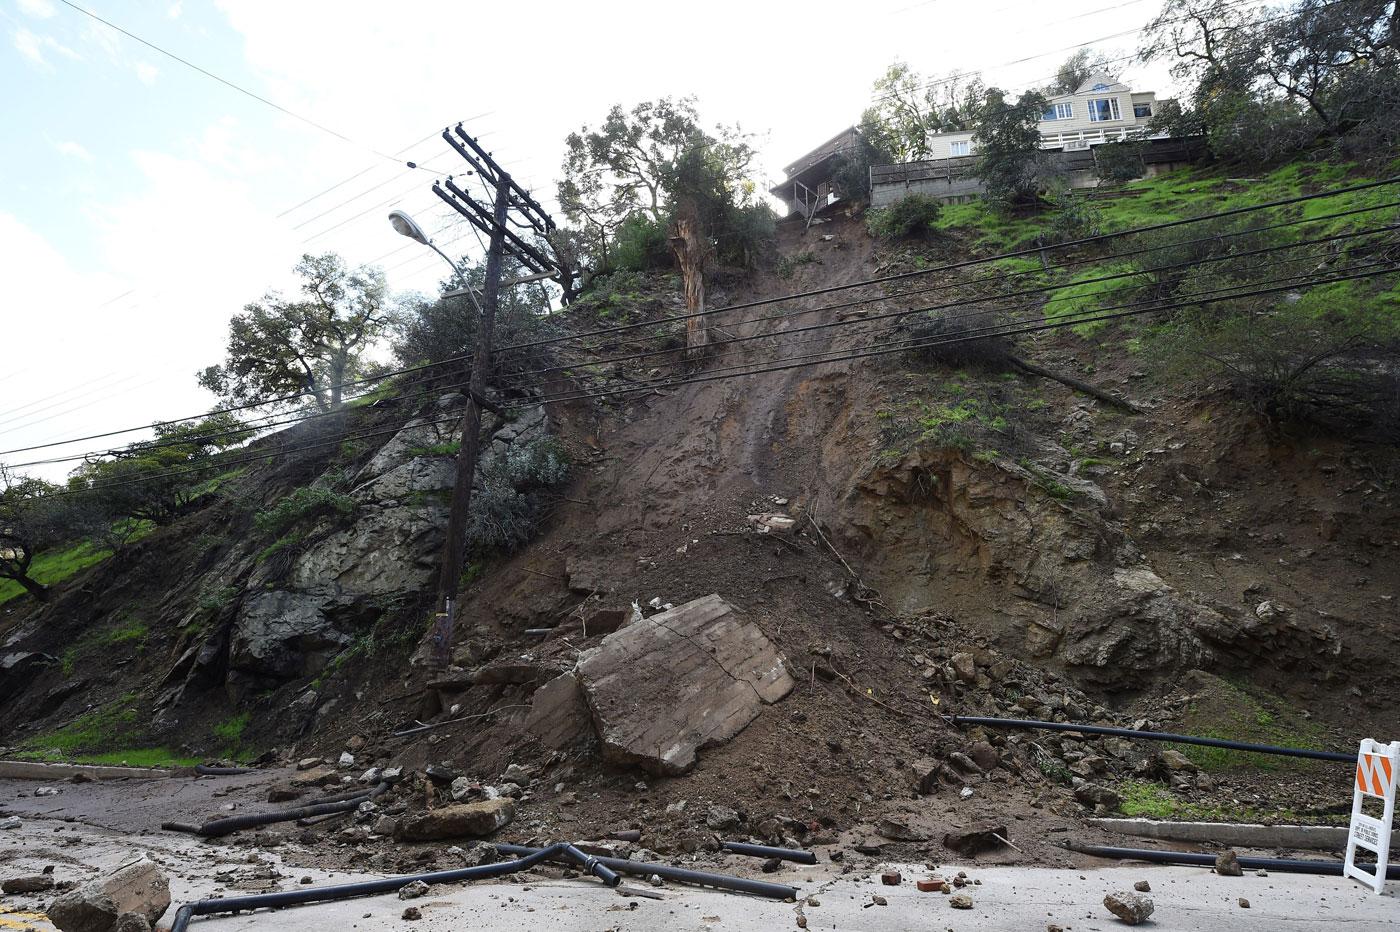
top-left (290, 504), bottom-right (448, 605)
top-left (395, 799), bottom-right (516, 841)
top-left (943, 824), bottom-right (1009, 855)
top-left (47, 859), bottom-right (170, 932)
top-left (575, 594), bottom-right (795, 775)
top-left (228, 592), bottom-right (347, 679)
top-left (2, 875), bottom-right (54, 894)
top-left (524, 673), bottom-right (592, 749)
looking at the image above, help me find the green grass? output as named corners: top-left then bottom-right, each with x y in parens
top-left (60, 616), bottom-right (149, 676)
top-left (1175, 676), bottom-right (1327, 774)
top-left (408, 441), bottom-right (461, 457)
top-left (15, 693), bottom-right (200, 768)
top-left (1042, 262), bottom-right (1142, 336)
top-left (0, 541), bottom-right (114, 607)
top-left (1118, 779), bottom-right (1346, 825)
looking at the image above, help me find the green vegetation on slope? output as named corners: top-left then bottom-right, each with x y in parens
top-left (0, 541), bottom-right (112, 607)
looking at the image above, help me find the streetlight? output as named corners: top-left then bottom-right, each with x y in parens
top-left (387, 209), bottom-right (483, 314)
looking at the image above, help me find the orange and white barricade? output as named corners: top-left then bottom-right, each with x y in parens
top-left (1345, 738), bottom-right (1398, 894)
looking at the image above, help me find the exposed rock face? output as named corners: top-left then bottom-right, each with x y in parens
top-left (576, 594), bottom-right (795, 775)
top-left (394, 799), bottom-right (516, 841)
top-left (291, 504), bottom-right (448, 606)
top-left (229, 592), bottom-right (347, 678)
top-left (47, 859), bottom-right (170, 932)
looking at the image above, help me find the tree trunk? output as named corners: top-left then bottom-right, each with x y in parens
top-left (9, 573), bottom-right (49, 602)
top-left (669, 209), bottom-right (709, 359)
top-left (1008, 355), bottom-right (1142, 413)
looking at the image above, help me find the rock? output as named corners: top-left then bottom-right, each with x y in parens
top-left (397, 880), bottom-right (429, 900)
top-left (949, 893), bottom-right (973, 909)
top-left (875, 818), bottom-right (925, 841)
top-left (943, 825), bottom-right (1008, 855)
top-left (338, 752), bottom-right (355, 769)
top-left (112, 915), bottom-right (151, 932)
top-left (1074, 783), bottom-right (1121, 810)
top-left (449, 777), bottom-right (475, 801)
top-left (1238, 897), bottom-right (1250, 908)
top-left (968, 741), bottom-right (1001, 772)
top-left (950, 652), bottom-right (978, 683)
top-left (381, 766), bottom-right (404, 783)
top-left (296, 757), bottom-right (322, 771)
top-left (401, 906), bottom-right (422, 921)
top-left (948, 751), bottom-right (983, 775)
top-left (705, 806), bottom-right (742, 831)
top-left (290, 504), bottom-right (447, 605)
top-left (524, 673), bottom-right (592, 749)
top-left (371, 816), bottom-right (399, 836)
top-left (1103, 891), bottom-right (1154, 925)
top-left (747, 513), bottom-right (797, 534)
top-left (1216, 849), bottom-right (1243, 877)
top-left (880, 871), bottom-right (902, 886)
top-left (360, 767), bottom-right (383, 785)
top-left (1254, 600), bottom-right (1288, 621)
top-left (871, 895), bottom-right (887, 906)
top-left (761, 858), bottom-right (782, 873)
top-left (395, 799), bottom-right (516, 841)
top-left (3, 875), bottom-right (55, 894)
top-left (1159, 749), bottom-right (1197, 773)
top-left (912, 758), bottom-right (941, 794)
top-left (1133, 880), bottom-right (1150, 892)
top-left (501, 763), bottom-right (534, 784)
top-left (229, 592), bottom-right (349, 679)
top-left (47, 859), bottom-right (170, 932)
top-left (267, 784), bottom-right (305, 803)
top-left (0, 816), bottom-right (21, 830)
top-left (575, 595), bottom-right (795, 776)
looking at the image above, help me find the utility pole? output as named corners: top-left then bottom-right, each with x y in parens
top-left (420, 124), bottom-right (576, 669)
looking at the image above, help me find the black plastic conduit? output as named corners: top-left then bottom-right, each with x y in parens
top-left (721, 841), bottom-right (818, 865)
top-left (1067, 842), bottom-right (1400, 878)
top-left (952, 716), bottom-right (1353, 763)
top-left (162, 782), bottom-right (390, 836)
top-left (493, 842), bottom-right (798, 899)
top-left (168, 842), bottom-right (619, 931)
top-left (193, 764), bottom-right (257, 776)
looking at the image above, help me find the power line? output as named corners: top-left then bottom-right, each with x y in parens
top-left (494, 175), bottom-right (1400, 353)
top-left (523, 262), bottom-right (1400, 409)
top-left (499, 222), bottom-right (1400, 386)
top-left (38, 261), bottom-right (1394, 499)
top-left (54, 0), bottom-right (423, 169)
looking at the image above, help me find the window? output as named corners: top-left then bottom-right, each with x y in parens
top-left (1133, 102), bottom-right (1153, 118)
top-left (1087, 97), bottom-right (1121, 122)
top-left (949, 140), bottom-right (970, 156)
top-left (1091, 82), bottom-right (1111, 91)
top-left (1042, 102), bottom-right (1073, 121)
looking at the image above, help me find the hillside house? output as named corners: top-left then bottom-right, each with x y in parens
top-left (768, 127), bottom-right (860, 221)
top-left (922, 72), bottom-right (1163, 159)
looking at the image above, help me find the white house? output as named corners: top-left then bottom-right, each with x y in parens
top-left (923, 73), bottom-right (1163, 159)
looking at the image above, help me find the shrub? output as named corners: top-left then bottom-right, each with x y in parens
top-left (467, 437), bottom-right (569, 553)
top-left (253, 486), bottom-right (355, 536)
top-left (903, 309), bottom-right (1012, 367)
top-left (1093, 141), bottom-right (1145, 184)
top-left (867, 194), bottom-right (943, 240)
top-left (1045, 188), bottom-right (1103, 243)
top-left (611, 213), bottom-right (673, 272)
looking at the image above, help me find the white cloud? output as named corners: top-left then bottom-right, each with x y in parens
top-left (16, 0), bottom-right (56, 18)
top-left (12, 26), bottom-right (47, 66)
top-left (134, 61), bottom-right (159, 85)
top-left (167, 1), bottom-right (183, 18)
top-left (53, 139), bottom-right (94, 161)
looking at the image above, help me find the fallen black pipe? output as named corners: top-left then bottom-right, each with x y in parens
top-left (162, 782), bottom-right (390, 837)
top-left (494, 842), bottom-right (798, 899)
top-left (168, 841), bottom-right (618, 932)
top-left (952, 716), bottom-right (1353, 763)
top-left (1067, 841), bottom-right (1400, 879)
top-left (193, 764), bottom-right (257, 776)
top-left (721, 841), bottom-right (818, 865)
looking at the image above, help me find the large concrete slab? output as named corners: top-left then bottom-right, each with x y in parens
top-left (0, 760), bottom-right (176, 781)
top-left (576, 594), bottom-right (794, 775)
top-left (0, 816), bottom-right (1396, 931)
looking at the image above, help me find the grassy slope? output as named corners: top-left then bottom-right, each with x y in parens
top-left (932, 159), bottom-right (1400, 336)
top-left (0, 541), bottom-right (113, 607)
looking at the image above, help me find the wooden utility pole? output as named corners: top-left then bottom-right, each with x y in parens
top-left (420, 123), bottom-right (576, 669)
top-left (427, 177), bottom-right (511, 669)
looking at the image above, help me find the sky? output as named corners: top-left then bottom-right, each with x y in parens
top-left (0, 0), bottom-right (1179, 481)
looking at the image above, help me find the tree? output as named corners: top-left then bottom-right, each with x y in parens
top-left (68, 412), bottom-right (249, 526)
top-left (859, 62), bottom-right (987, 162)
top-left (1050, 48), bottom-right (1121, 94)
top-left (0, 467), bottom-right (64, 602)
top-left (199, 253), bottom-right (395, 413)
top-left (974, 88), bottom-right (1057, 209)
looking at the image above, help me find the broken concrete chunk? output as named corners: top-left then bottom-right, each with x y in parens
top-left (394, 799), bottom-right (516, 841)
top-left (1103, 891), bottom-right (1154, 924)
top-left (47, 859), bottom-right (170, 932)
top-left (747, 513), bottom-right (797, 534)
top-left (576, 594), bottom-right (795, 776)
